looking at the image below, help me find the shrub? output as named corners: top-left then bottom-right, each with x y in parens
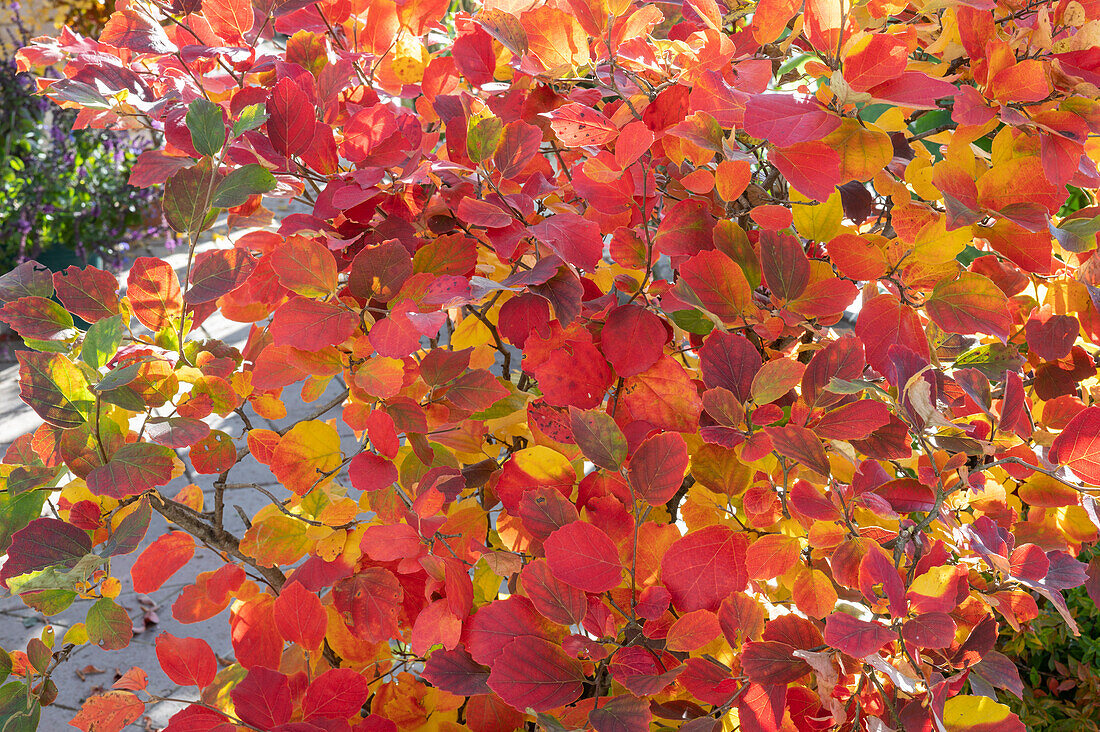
top-left (2, 0), bottom-right (1100, 731)
top-left (998, 546), bottom-right (1100, 730)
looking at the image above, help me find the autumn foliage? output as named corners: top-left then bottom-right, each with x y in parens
top-left (4, 0), bottom-right (1100, 728)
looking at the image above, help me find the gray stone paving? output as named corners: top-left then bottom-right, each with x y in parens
top-left (0, 203), bottom-right (344, 729)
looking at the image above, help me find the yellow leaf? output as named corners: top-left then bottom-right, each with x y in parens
top-left (270, 420), bottom-right (343, 495)
top-left (240, 514), bottom-right (311, 567)
top-left (823, 118), bottom-right (893, 182)
top-left (942, 696), bottom-right (1018, 731)
top-left (905, 157), bottom-right (939, 201)
top-left (450, 311), bottom-right (492, 349)
top-left (64, 624), bottom-right (89, 646)
top-left (912, 217), bottom-right (972, 265)
top-left (792, 189), bottom-right (843, 242)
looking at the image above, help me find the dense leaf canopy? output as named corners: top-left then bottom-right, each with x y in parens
top-left (4, 0), bottom-right (1100, 729)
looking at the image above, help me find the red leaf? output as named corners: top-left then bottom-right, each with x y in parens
top-left (654, 200), bottom-right (716, 258)
top-left (131, 532), bottom-right (194, 594)
top-left (868, 72), bottom-right (959, 109)
top-left (494, 120), bottom-right (543, 178)
top-left (332, 568), bottom-right (403, 642)
top-left (1050, 406), bottom-right (1100, 485)
top-left (230, 667), bottom-right (292, 729)
top-left (303, 668), bottom-right (370, 720)
top-left (665, 610), bottom-right (722, 652)
top-left (844, 34), bottom-right (909, 91)
top-left (155, 633), bottom-right (217, 687)
top-left (0, 517), bottom-right (91, 588)
top-left (589, 694), bottom-right (653, 732)
top-left (854, 294), bottom-right (929, 383)
top-left (71, 691), bottom-right (145, 732)
top-left (813, 400), bottom-right (892, 440)
top-left (743, 94), bottom-right (841, 146)
top-left (521, 558), bottom-right (587, 625)
top-left (128, 150), bottom-right (192, 188)
top-left (544, 521), bottom-right (623, 593)
top-left (270, 298), bottom-right (359, 351)
top-left (600, 304), bottom-right (666, 377)
top-left (752, 0), bottom-right (801, 42)
top-left (173, 564), bottom-right (245, 623)
top-left (161, 705), bottom-right (231, 732)
top-left (205, 0), bottom-right (254, 41)
top-left (273, 581), bottom-right (327, 650)
top-left (186, 249), bottom-right (256, 304)
top-left (112, 668), bottom-right (149, 692)
top-left (348, 452), bottom-right (398, 492)
top-left (466, 596), bottom-right (554, 665)
top-left (926, 272), bottom-right (1012, 341)
top-left (760, 231), bottom-right (810, 301)
top-left (750, 358), bottom-right (805, 405)
top-left (547, 103), bottom-right (618, 147)
top-left (528, 213), bottom-right (604, 272)
top-left (266, 78), bottom-right (316, 159)
top-left (487, 636), bottom-right (585, 712)
top-left (147, 417), bottom-right (211, 448)
top-left (445, 369), bottom-right (510, 411)
top-left (661, 525), bottom-right (748, 612)
top-left (53, 265), bottom-right (121, 323)
top-left (609, 646), bottom-right (683, 696)
top-left (678, 250), bottom-right (752, 323)
top-left (127, 257), bottom-right (182, 332)
top-left (100, 8), bottom-right (174, 53)
top-left (270, 236), bottom-right (338, 298)
top-left (772, 141), bottom-right (843, 202)
top-left (744, 534), bottom-right (801, 580)
top-left (741, 640), bottom-right (810, 684)
top-left (86, 443), bottom-right (176, 499)
top-left (824, 612), bottom-right (894, 658)
top-left (569, 407), bottom-right (628, 472)
top-left (360, 523), bottom-right (421, 562)
top-left (766, 424), bottom-right (830, 476)
top-left (0, 296), bottom-right (74, 342)
top-left (421, 646), bottom-right (491, 696)
top-left (901, 612), bottom-right (957, 649)
top-left (627, 432), bottom-right (689, 506)
top-left (699, 331), bottom-right (761, 403)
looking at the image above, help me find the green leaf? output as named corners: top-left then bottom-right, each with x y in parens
top-left (211, 164), bottom-right (276, 208)
top-left (0, 682), bottom-right (38, 732)
top-left (669, 309), bottom-right (715, 335)
top-left (953, 343), bottom-right (1025, 380)
top-left (93, 361), bottom-right (144, 392)
top-left (20, 590), bottom-right (76, 616)
top-left (80, 314), bottom-right (124, 370)
top-left (16, 352), bottom-right (94, 429)
top-left (86, 442), bottom-right (176, 499)
top-left (467, 114), bottom-right (503, 164)
top-left (0, 492), bottom-right (46, 555)
top-left (1050, 215), bottom-right (1100, 254)
top-left (86, 598), bottom-right (133, 650)
top-left (0, 649), bottom-right (10, 686)
top-left (568, 407), bottom-right (627, 471)
top-left (233, 103), bottom-right (268, 137)
top-left (162, 160), bottom-right (221, 235)
top-left (825, 377), bottom-right (886, 395)
top-left (101, 498), bottom-right (151, 557)
top-left (99, 385), bottom-right (146, 411)
top-left (186, 98), bottom-right (226, 157)
top-left (5, 466), bottom-right (64, 496)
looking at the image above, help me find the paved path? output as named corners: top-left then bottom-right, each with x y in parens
top-left (0, 203), bottom-right (344, 730)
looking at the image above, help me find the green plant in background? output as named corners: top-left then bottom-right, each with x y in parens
top-left (1, 5), bottom-right (169, 275)
top-left (1000, 546), bottom-right (1100, 731)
